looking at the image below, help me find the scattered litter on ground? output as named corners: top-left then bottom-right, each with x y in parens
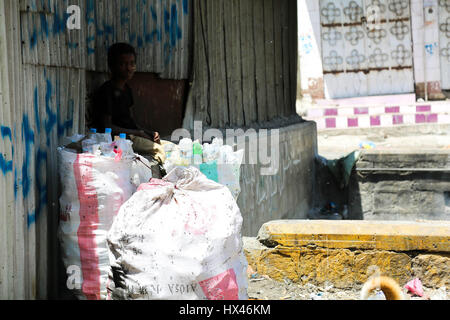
top-left (404, 278), bottom-right (424, 297)
top-left (247, 276), bottom-right (449, 300)
top-left (308, 202), bottom-right (348, 220)
top-left (359, 141), bottom-right (376, 150)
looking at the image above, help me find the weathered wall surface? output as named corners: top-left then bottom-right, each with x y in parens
top-left (238, 121), bottom-right (318, 236)
top-left (183, 0), bottom-right (298, 129)
top-left (349, 151), bottom-right (450, 220)
top-left (20, 0), bottom-right (191, 78)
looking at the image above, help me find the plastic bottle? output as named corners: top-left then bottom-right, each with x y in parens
top-left (97, 128), bottom-right (113, 144)
top-left (82, 128), bottom-right (99, 153)
top-left (193, 140), bottom-right (203, 165)
top-left (115, 133), bottom-right (134, 159)
top-left (89, 128), bottom-right (99, 141)
top-left (179, 138), bottom-right (193, 166)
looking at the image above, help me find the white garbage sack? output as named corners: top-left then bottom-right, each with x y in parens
top-left (58, 147), bottom-right (152, 300)
top-left (107, 166), bottom-right (248, 300)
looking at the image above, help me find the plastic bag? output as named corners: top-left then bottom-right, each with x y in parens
top-left (58, 147), bottom-right (147, 300)
top-left (404, 278), bottom-right (424, 297)
top-left (107, 166), bottom-right (248, 300)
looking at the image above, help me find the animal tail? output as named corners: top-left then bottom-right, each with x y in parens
top-left (360, 276), bottom-right (404, 300)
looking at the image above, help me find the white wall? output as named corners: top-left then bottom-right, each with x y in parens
top-left (297, 0), bottom-right (324, 99)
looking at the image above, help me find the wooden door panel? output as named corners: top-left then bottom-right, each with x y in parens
top-left (320, 0), bottom-right (414, 98)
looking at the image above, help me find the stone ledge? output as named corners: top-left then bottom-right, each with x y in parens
top-left (244, 236), bottom-right (450, 289)
top-left (257, 220), bottom-right (450, 252)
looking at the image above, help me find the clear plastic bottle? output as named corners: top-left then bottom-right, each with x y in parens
top-left (89, 128), bottom-right (99, 141)
top-left (82, 128), bottom-right (99, 153)
top-left (115, 133), bottom-right (134, 159)
top-left (179, 138), bottom-right (193, 166)
top-left (97, 128), bottom-right (113, 144)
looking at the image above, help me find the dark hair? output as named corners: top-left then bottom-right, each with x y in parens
top-left (107, 43), bottom-right (136, 71)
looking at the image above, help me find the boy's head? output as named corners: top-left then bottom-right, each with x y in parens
top-left (107, 43), bottom-right (137, 81)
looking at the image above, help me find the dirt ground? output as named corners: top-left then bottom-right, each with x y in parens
top-left (247, 275), bottom-right (449, 300)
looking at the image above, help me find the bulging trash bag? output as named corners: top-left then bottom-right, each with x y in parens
top-left (58, 148), bottom-right (151, 300)
top-left (107, 166), bottom-right (248, 300)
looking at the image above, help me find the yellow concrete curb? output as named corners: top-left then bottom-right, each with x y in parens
top-left (257, 220), bottom-right (450, 252)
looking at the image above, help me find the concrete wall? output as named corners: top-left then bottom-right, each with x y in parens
top-left (349, 151), bottom-right (450, 220)
top-left (238, 121), bottom-right (318, 236)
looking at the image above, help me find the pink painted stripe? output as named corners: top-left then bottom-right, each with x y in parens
top-left (324, 108), bottom-right (338, 116)
top-left (385, 106), bottom-right (400, 113)
top-left (416, 114), bottom-right (426, 124)
top-left (74, 154), bottom-right (101, 300)
top-left (326, 118), bottom-right (336, 128)
top-left (348, 118), bottom-right (359, 127)
top-left (354, 107), bottom-right (369, 115)
top-left (416, 105), bottom-right (431, 113)
top-left (393, 115), bottom-right (404, 125)
top-left (370, 116), bottom-right (381, 127)
top-left (427, 114), bottom-right (438, 123)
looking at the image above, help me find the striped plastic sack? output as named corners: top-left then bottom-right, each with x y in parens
top-left (57, 148), bottom-right (137, 300)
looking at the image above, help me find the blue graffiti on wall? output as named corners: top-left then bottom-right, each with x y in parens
top-left (21, 115), bottom-right (35, 199)
top-left (7, 71), bottom-right (75, 228)
top-left (28, 0), bottom-right (189, 66)
top-left (29, 2), bottom-right (70, 50)
top-left (0, 126), bottom-right (13, 175)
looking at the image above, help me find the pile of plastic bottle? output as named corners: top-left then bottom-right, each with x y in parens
top-left (163, 138), bottom-right (235, 170)
top-left (81, 128), bottom-right (135, 160)
top-left (163, 138), bottom-right (244, 199)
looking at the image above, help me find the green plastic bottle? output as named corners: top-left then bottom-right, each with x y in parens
top-left (193, 141), bottom-right (203, 165)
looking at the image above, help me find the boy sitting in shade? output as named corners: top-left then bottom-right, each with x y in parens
top-left (91, 42), bottom-right (166, 165)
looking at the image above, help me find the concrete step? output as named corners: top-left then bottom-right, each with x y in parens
top-left (244, 220), bottom-right (450, 289)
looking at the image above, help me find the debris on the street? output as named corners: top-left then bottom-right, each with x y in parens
top-left (359, 141), bottom-right (376, 150)
top-left (247, 275), bottom-right (450, 300)
top-left (404, 278), bottom-right (424, 297)
top-left (308, 202), bottom-right (348, 220)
